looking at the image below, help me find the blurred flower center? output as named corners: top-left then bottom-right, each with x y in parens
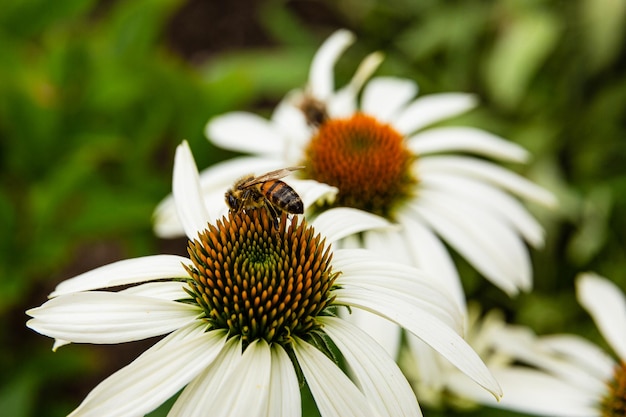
top-left (185, 210), bottom-right (338, 348)
top-left (600, 361), bottom-right (626, 417)
top-left (303, 113), bottom-right (417, 219)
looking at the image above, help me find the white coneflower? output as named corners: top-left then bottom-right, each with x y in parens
top-left (153, 29), bottom-right (556, 358)
top-left (27, 141), bottom-right (501, 417)
top-left (438, 273), bottom-right (626, 417)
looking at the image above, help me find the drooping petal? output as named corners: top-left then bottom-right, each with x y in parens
top-left (448, 367), bottom-right (598, 417)
top-left (404, 335), bottom-right (447, 392)
top-left (208, 339), bottom-right (271, 417)
top-left (361, 77), bottom-right (418, 122)
top-left (311, 207), bottom-right (393, 244)
top-left (407, 126), bottom-right (529, 163)
top-left (577, 273), bottom-right (626, 362)
top-left (332, 287), bottom-right (502, 399)
top-left (27, 292), bottom-right (201, 344)
top-left (539, 334), bottom-right (615, 383)
top-left (173, 141), bottom-right (211, 240)
top-left (168, 337), bottom-right (242, 417)
top-left (340, 308), bottom-right (402, 359)
top-left (392, 93), bottom-right (478, 135)
top-left (267, 345), bottom-right (301, 417)
top-left (406, 202), bottom-right (518, 295)
top-left (362, 227), bottom-right (413, 265)
top-left (120, 281), bottom-right (189, 301)
top-left (396, 213), bottom-right (466, 314)
top-left (333, 249), bottom-right (463, 333)
top-left (321, 316), bottom-right (423, 417)
top-left (206, 112), bottom-right (285, 155)
top-left (49, 255), bottom-right (191, 297)
top-left (292, 337), bottom-right (374, 417)
top-left (417, 155), bottom-right (557, 207)
top-left (414, 190), bottom-right (533, 293)
top-left (67, 326), bottom-right (227, 417)
top-left (419, 173), bottom-right (546, 247)
top-left (309, 29), bottom-right (355, 100)
top-left (491, 326), bottom-right (608, 394)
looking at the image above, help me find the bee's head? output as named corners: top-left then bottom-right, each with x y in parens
top-left (225, 189), bottom-right (241, 212)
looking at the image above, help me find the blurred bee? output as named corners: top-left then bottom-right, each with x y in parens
top-left (225, 167), bottom-right (305, 222)
top-left (297, 94), bottom-right (328, 127)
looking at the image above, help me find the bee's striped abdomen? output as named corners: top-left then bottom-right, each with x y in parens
top-left (260, 180), bottom-right (304, 214)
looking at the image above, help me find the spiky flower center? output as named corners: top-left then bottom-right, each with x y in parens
top-left (600, 361), bottom-right (626, 417)
top-left (303, 113), bottom-right (417, 219)
top-left (185, 210), bottom-right (338, 348)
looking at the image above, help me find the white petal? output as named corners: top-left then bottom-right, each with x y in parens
top-left (392, 93), bottom-right (478, 135)
top-left (333, 249), bottom-right (463, 333)
top-left (407, 126), bottom-right (529, 162)
top-left (397, 213), bottom-right (466, 314)
top-left (152, 194), bottom-right (183, 238)
top-left (333, 287), bottom-right (502, 399)
top-left (173, 141), bottom-right (211, 240)
top-left (271, 94), bottom-right (312, 160)
top-left (362, 228), bottom-right (413, 265)
top-left (361, 77), bottom-right (419, 122)
top-left (292, 337), bottom-right (374, 417)
top-left (340, 307), bottom-right (402, 358)
top-left (288, 179), bottom-right (338, 210)
top-left (407, 198), bottom-right (524, 295)
top-left (416, 190), bottom-right (533, 292)
top-left (420, 173), bottom-right (546, 247)
top-left (168, 337), bottom-right (242, 417)
top-left (328, 52), bottom-right (384, 118)
top-left (27, 292), bottom-right (200, 344)
top-left (311, 207), bottom-right (393, 243)
top-left (491, 326), bottom-right (608, 394)
top-left (267, 345), bottom-right (301, 417)
top-left (451, 367), bottom-right (598, 417)
top-left (120, 281), bottom-right (189, 301)
top-left (206, 112), bottom-right (285, 155)
top-left (539, 334), bottom-right (615, 383)
top-left (577, 273), bottom-right (626, 361)
top-left (67, 326), bottom-right (227, 417)
top-left (309, 29), bottom-right (355, 100)
top-left (321, 317), bottom-right (423, 417)
top-left (209, 340), bottom-right (271, 417)
top-left (418, 155), bottom-right (558, 207)
top-left (49, 255), bottom-right (191, 297)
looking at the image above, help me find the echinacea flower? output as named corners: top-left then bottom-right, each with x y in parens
top-left (440, 273), bottom-right (626, 417)
top-left (153, 29), bottom-right (556, 359)
top-left (27, 141), bottom-right (501, 417)
top-left (155, 29), bottom-right (555, 301)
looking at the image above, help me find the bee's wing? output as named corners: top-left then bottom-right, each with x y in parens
top-left (240, 166), bottom-right (305, 187)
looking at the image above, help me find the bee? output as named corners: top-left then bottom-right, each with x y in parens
top-left (225, 166), bottom-right (305, 222)
top-left (297, 94), bottom-right (328, 127)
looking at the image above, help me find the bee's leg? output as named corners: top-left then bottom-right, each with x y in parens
top-left (265, 204), bottom-right (280, 230)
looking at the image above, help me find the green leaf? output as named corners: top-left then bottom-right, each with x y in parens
top-left (483, 10), bottom-right (561, 109)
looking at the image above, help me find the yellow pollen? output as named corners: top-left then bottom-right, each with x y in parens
top-left (303, 112), bottom-right (417, 219)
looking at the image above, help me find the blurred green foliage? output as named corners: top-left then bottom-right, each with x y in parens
top-left (1, 0), bottom-right (624, 416)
